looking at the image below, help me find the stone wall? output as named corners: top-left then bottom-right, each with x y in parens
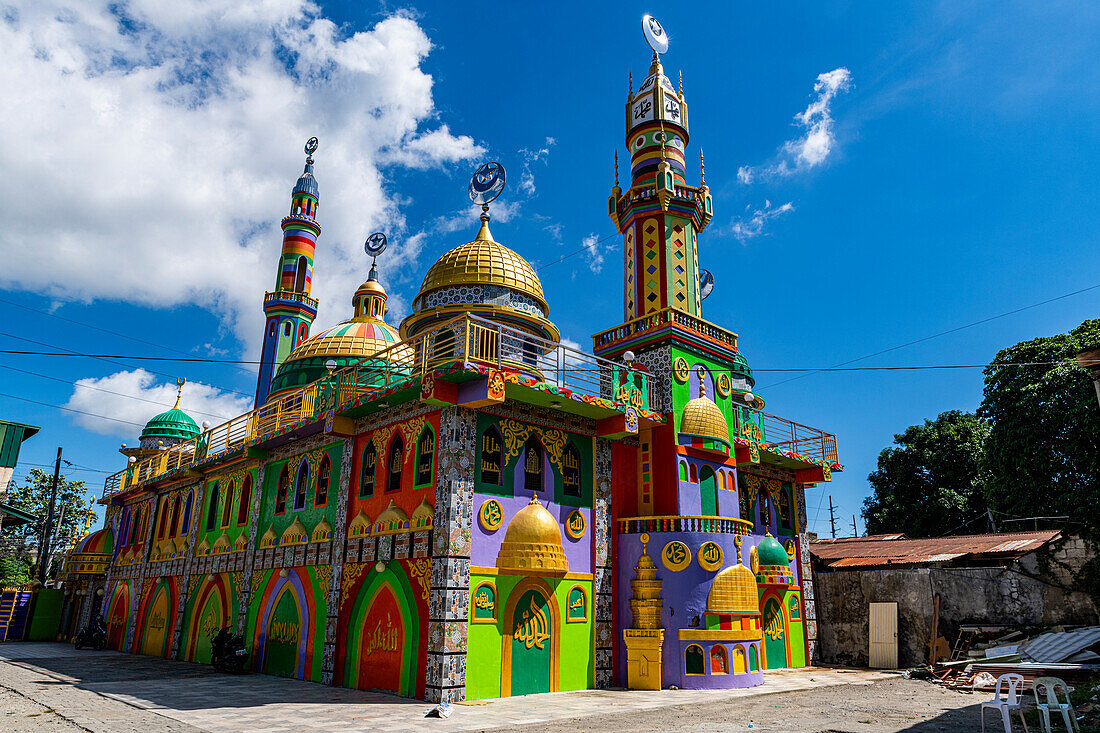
top-left (815, 541), bottom-right (1099, 668)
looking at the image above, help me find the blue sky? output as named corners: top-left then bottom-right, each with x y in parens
top-left (1, 1), bottom-right (1098, 538)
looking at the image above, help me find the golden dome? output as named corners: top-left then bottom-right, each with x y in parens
top-left (416, 218), bottom-right (547, 311)
top-left (496, 496), bottom-right (569, 573)
top-left (708, 562), bottom-right (760, 614)
top-left (681, 395), bottom-right (730, 447)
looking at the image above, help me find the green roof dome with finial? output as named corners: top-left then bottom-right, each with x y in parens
top-left (756, 533), bottom-right (790, 569)
top-left (140, 379), bottom-right (200, 444)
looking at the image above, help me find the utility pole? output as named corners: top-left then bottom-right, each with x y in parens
top-left (37, 446), bottom-right (62, 585)
top-left (851, 514), bottom-right (858, 538)
top-left (986, 508), bottom-right (999, 533)
top-left (828, 495), bottom-right (837, 539)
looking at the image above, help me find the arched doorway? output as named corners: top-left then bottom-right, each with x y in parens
top-left (262, 585), bottom-right (304, 678)
top-left (762, 597), bottom-right (788, 669)
top-left (106, 586), bottom-right (130, 651)
top-left (140, 583), bottom-right (171, 657)
top-left (503, 584), bottom-right (557, 696)
top-left (352, 584), bottom-right (406, 694)
top-left (187, 580), bottom-right (228, 664)
top-left (699, 466), bottom-right (717, 515)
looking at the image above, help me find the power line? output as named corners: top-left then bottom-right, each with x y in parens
top-left (0, 331), bottom-right (254, 399)
top-left (759, 282), bottom-right (1100, 389)
top-left (0, 391), bottom-right (146, 429)
top-left (19, 461), bottom-right (112, 474)
top-left (0, 346), bottom-right (1091, 372)
top-left (0, 363), bottom-right (234, 421)
top-left (535, 232), bottom-right (619, 272)
top-left (0, 296), bottom-right (251, 375)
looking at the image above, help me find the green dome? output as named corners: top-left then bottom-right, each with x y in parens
top-left (756, 534), bottom-right (790, 568)
top-left (731, 350), bottom-right (754, 382)
top-left (140, 406), bottom-right (200, 443)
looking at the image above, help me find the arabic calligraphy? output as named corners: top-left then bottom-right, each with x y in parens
top-left (474, 590), bottom-right (494, 610)
top-left (697, 541), bottom-right (724, 571)
top-left (566, 510), bottom-right (586, 539)
top-left (362, 613), bottom-right (400, 658)
top-left (268, 620), bottom-right (300, 645)
top-left (514, 596), bottom-right (550, 650)
top-left (662, 540), bottom-right (690, 571)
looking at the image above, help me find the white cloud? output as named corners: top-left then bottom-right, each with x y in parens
top-left (728, 200), bottom-right (795, 242)
top-left (518, 137), bottom-right (556, 196)
top-left (65, 369), bottom-right (253, 438)
top-left (739, 67), bottom-right (852, 182)
top-left (0, 1), bottom-right (485, 361)
top-left (581, 233), bottom-right (606, 273)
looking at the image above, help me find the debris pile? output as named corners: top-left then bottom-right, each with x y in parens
top-left (910, 625), bottom-right (1100, 692)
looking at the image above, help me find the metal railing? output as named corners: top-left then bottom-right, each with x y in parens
top-left (617, 515), bottom-right (753, 535)
top-left (592, 307), bottom-right (739, 351)
top-left (264, 290), bottom-right (319, 308)
top-left (756, 411), bottom-right (839, 465)
top-left (102, 315), bottom-right (655, 501)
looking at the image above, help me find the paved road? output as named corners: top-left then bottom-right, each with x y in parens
top-left (1, 643), bottom-right (979, 732)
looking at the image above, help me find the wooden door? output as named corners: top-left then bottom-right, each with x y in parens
top-left (869, 602), bottom-right (898, 669)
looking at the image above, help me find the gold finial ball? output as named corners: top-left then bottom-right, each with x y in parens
top-left (640, 532), bottom-right (651, 544)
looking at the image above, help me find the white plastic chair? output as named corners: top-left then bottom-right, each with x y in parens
top-left (980, 673), bottom-right (1029, 733)
top-left (1032, 676), bottom-right (1080, 732)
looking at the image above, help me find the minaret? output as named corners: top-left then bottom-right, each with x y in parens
top-left (608, 35), bottom-right (712, 323)
top-left (254, 138), bottom-right (322, 408)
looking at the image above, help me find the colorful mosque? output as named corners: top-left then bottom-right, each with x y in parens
top-left (61, 17), bottom-right (840, 701)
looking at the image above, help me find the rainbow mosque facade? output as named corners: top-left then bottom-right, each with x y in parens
top-left (61, 24), bottom-right (841, 701)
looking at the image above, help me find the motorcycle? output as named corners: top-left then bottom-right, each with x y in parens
top-left (73, 616), bottom-right (107, 651)
top-left (210, 626), bottom-right (249, 674)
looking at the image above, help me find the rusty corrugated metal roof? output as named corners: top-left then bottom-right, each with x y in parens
top-left (810, 530), bottom-right (1060, 569)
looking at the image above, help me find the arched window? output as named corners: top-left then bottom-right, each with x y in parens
top-left (293, 460), bottom-right (309, 511)
top-left (129, 506), bottom-right (143, 545)
top-left (169, 494), bottom-right (181, 537)
top-left (523, 436), bottom-right (543, 494)
top-left (678, 461), bottom-right (688, 481)
top-left (733, 646), bottom-right (747, 674)
top-left (298, 323), bottom-right (307, 342)
top-left (275, 467), bottom-right (289, 515)
top-left (237, 475), bottom-right (252, 526)
top-left (789, 595), bottom-right (801, 620)
top-left (181, 491), bottom-right (193, 535)
top-left (737, 473), bottom-right (750, 523)
top-left (710, 645), bottom-right (728, 674)
top-left (700, 466), bottom-right (718, 516)
top-left (156, 496), bottom-right (169, 540)
top-left (386, 437), bottom-right (404, 493)
top-left (759, 491), bottom-right (772, 532)
top-left (315, 453), bottom-right (330, 507)
top-left (283, 322), bottom-right (292, 337)
top-left (205, 484), bottom-right (219, 532)
top-left (689, 463), bottom-right (698, 483)
top-left (779, 484), bottom-right (793, 532)
top-left (479, 426), bottom-right (503, 486)
top-left (294, 255), bottom-right (307, 292)
top-left (563, 443), bottom-right (581, 498)
top-left (221, 481), bottom-right (235, 528)
top-left (749, 644), bottom-right (759, 672)
top-left (359, 443), bottom-right (377, 498)
top-left (685, 644), bottom-right (705, 675)
top-left (268, 321), bottom-right (276, 337)
top-left (415, 428), bottom-right (435, 487)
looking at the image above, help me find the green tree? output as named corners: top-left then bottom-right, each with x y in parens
top-left (862, 410), bottom-right (991, 537)
top-left (979, 318), bottom-right (1100, 529)
top-left (2, 469), bottom-right (98, 581)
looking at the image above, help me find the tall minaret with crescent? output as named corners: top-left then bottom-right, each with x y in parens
top-left (254, 138), bottom-right (322, 408)
top-left (608, 16), bottom-right (713, 323)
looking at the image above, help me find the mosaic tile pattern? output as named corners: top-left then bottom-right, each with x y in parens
top-left (593, 438), bottom-right (614, 689)
top-left (425, 406), bottom-right (476, 703)
top-left (237, 462), bottom-right (267, 634)
top-left (633, 345), bottom-right (671, 412)
top-left (321, 437), bottom-right (354, 685)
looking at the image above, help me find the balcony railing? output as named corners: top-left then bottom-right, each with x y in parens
top-left (264, 290), bottom-right (319, 309)
top-left (592, 307), bottom-right (739, 352)
top-left (617, 515), bottom-right (753, 535)
top-left (755, 410), bottom-right (839, 465)
top-left (102, 315), bottom-right (655, 501)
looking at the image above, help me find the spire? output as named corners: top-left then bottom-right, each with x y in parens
top-left (173, 378), bottom-right (185, 409)
top-left (698, 367), bottom-right (708, 399)
top-left (475, 206), bottom-right (494, 242)
top-left (628, 71), bottom-right (633, 98)
top-left (614, 150), bottom-right (619, 187)
top-left (678, 70), bottom-right (683, 97)
top-left (700, 149), bottom-right (706, 186)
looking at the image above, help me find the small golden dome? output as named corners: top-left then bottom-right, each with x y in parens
top-left (375, 499), bottom-right (409, 526)
top-left (496, 495), bottom-right (569, 573)
top-left (416, 219), bottom-right (547, 311)
top-left (311, 517), bottom-right (332, 542)
top-left (681, 370), bottom-right (730, 448)
top-left (681, 395), bottom-right (730, 446)
top-left (280, 517), bottom-right (308, 546)
top-left (708, 563), bottom-right (759, 614)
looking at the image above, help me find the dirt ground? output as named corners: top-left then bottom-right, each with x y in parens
top-left (2, 686), bottom-right (83, 732)
top-left (509, 678), bottom-right (994, 733)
